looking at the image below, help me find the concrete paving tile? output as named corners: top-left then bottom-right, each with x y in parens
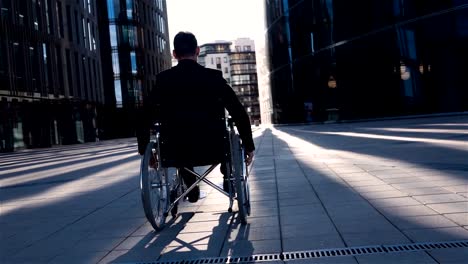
top-left (48, 250), bottom-right (108, 264)
top-left (335, 218), bottom-right (399, 234)
top-left (341, 231), bottom-right (410, 246)
top-left (392, 182), bottom-right (442, 190)
top-left (115, 235), bottom-right (160, 250)
top-left (369, 197), bottom-right (421, 208)
top-left (427, 202), bottom-right (468, 214)
top-left (171, 231), bottom-right (225, 246)
top-left (383, 177), bottom-right (426, 184)
top-left (69, 237), bottom-right (124, 252)
top-left (392, 215), bottom-right (459, 230)
top-left (443, 185), bottom-right (468, 193)
top-left (346, 180), bottom-right (387, 187)
top-left (279, 196), bottom-right (321, 207)
top-left (97, 248), bottom-right (163, 263)
top-left (351, 185), bottom-right (398, 193)
top-left (427, 248), bottom-right (468, 264)
top-left (282, 221), bottom-right (338, 238)
top-left (361, 190), bottom-right (408, 200)
top-left (400, 187), bottom-right (452, 196)
top-left (159, 244), bottom-right (221, 260)
top-left (356, 252), bottom-right (437, 264)
top-left (377, 205), bottom-right (439, 217)
top-left (227, 225), bottom-right (281, 241)
top-left (221, 239), bottom-right (281, 255)
top-left (280, 203), bottom-right (326, 216)
top-left (403, 227), bottom-right (468, 242)
top-left (282, 234), bottom-right (345, 251)
top-left (245, 216), bottom-right (280, 228)
top-left (280, 211), bottom-right (329, 226)
top-left (249, 207), bottom-right (279, 217)
top-left (181, 221), bottom-right (230, 234)
top-left (286, 257), bottom-right (358, 264)
top-left (444, 213), bottom-right (468, 226)
top-left (413, 194), bottom-right (467, 204)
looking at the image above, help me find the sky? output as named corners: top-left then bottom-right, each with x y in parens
top-left (166, 0), bottom-right (266, 49)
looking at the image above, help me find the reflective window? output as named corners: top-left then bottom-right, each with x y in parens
top-left (109, 25), bottom-right (118, 47)
top-left (126, 0), bottom-right (133, 19)
top-left (107, 0), bottom-right (120, 19)
top-left (56, 1), bottom-right (64, 37)
top-left (114, 80), bottom-right (122, 107)
top-left (112, 52), bottom-right (120, 74)
top-left (130, 51), bottom-right (137, 74)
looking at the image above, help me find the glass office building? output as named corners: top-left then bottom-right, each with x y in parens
top-left (97, 0), bottom-right (171, 138)
top-left (264, 0), bottom-right (468, 124)
top-left (0, 0), bottom-right (104, 151)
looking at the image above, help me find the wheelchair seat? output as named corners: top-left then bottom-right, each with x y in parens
top-left (157, 117), bottom-right (230, 168)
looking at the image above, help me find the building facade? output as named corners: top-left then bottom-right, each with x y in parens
top-left (198, 39), bottom-right (261, 124)
top-left (197, 41), bottom-right (232, 83)
top-left (97, 0), bottom-right (171, 139)
top-left (0, 0), bottom-right (104, 152)
top-left (263, 0), bottom-right (468, 124)
top-left (230, 38), bottom-right (260, 124)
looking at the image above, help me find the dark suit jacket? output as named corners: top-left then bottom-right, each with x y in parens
top-left (136, 59), bottom-right (255, 167)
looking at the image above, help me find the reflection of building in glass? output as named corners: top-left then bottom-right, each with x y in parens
top-left (97, 0), bottom-right (171, 138)
top-left (263, 1), bottom-right (468, 124)
top-left (0, 0), bottom-right (104, 151)
top-left (198, 39), bottom-right (261, 124)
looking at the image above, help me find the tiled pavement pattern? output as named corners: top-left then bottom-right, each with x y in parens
top-left (1, 115), bottom-right (467, 263)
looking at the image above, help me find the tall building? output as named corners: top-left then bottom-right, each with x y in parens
top-left (263, 0), bottom-right (468, 124)
top-left (97, 0), bottom-right (171, 138)
top-left (230, 38), bottom-right (260, 124)
top-left (198, 39), bottom-right (261, 124)
top-left (0, 0), bottom-right (171, 152)
top-left (0, 0), bottom-right (104, 152)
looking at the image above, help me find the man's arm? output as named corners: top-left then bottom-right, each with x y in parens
top-left (219, 75), bottom-right (255, 164)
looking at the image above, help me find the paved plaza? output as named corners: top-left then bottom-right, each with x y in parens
top-left (1, 114), bottom-right (467, 263)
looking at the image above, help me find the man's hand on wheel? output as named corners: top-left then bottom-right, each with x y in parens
top-left (245, 151), bottom-right (254, 166)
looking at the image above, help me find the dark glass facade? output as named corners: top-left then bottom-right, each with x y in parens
top-left (0, 0), bottom-right (104, 151)
top-left (97, 0), bottom-right (171, 138)
top-left (264, 0), bottom-right (468, 124)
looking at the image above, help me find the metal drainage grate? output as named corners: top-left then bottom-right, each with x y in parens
top-left (120, 240), bottom-right (468, 264)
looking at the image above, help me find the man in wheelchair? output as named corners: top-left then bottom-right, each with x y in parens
top-left (136, 31), bottom-right (255, 205)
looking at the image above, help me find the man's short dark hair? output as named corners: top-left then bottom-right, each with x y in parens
top-left (173, 32), bottom-right (198, 57)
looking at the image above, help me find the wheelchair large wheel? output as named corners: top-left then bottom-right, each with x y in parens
top-left (231, 134), bottom-right (251, 224)
top-left (140, 141), bottom-right (170, 231)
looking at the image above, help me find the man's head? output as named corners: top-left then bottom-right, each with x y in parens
top-left (173, 31), bottom-right (200, 60)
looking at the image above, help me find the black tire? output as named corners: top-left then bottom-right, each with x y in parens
top-left (140, 141), bottom-right (170, 231)
top-left (231, 133), bottom-right (250, 224)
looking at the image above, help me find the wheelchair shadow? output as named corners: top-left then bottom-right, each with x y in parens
top-left (109, 212), bottom-right (195, 263)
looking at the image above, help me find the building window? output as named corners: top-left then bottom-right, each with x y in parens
top-left (243, 45), bottom-right (251, 51)
top-left (130, 51), bottom-right (137, 74)
top-left (211, 57), bottom-right (214, 64)
top-left (66, 49), bottom-right (74, 96)
top-left (224, 67), bottom-right (228, 73)
top-left (224, 57), bottom-right (228, 63)
top-left (56, 1), bottom-right (64, 38)
top-left (112, 52), bottom-right (120, 75)
top-left (66, 6), bottom-right (73, 41)
top-left (126, 0), bottom-right (133, 19)
top-left (74, 10), bottom-right (80, 44)
top-left (235, 45), bottom-right (241, 52)
top-left (216, 57), bottom-right (221, 64)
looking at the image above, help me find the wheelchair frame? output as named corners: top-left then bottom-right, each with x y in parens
top-left (140, 120), bottom-right (251, 231)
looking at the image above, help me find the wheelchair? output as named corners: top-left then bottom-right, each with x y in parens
top-left (139, 118), bottom-right (251, 231)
